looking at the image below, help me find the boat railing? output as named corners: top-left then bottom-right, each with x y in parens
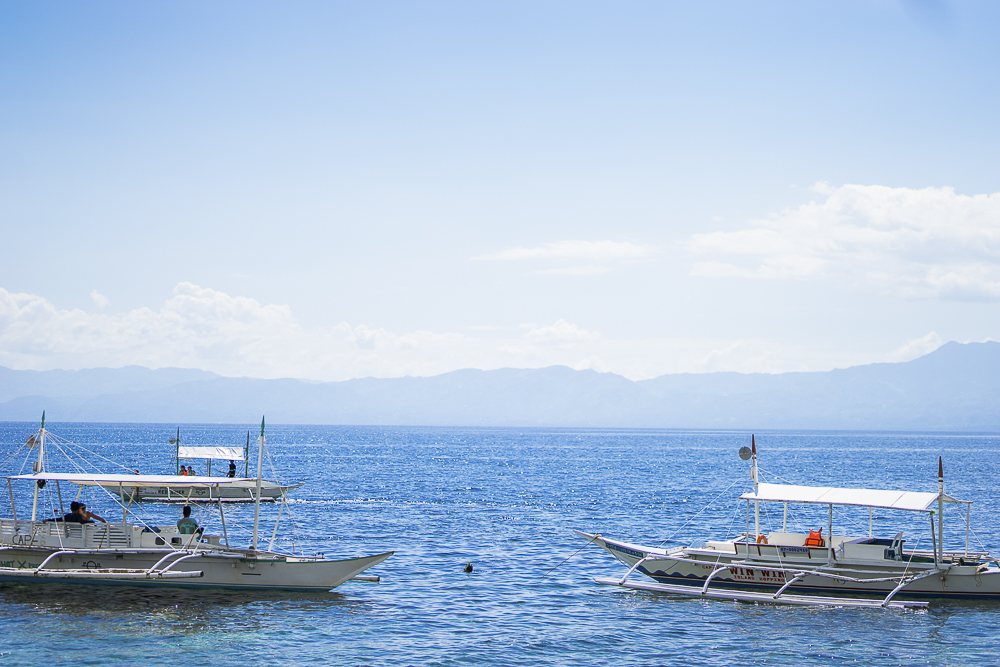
top-left (1, 519), bottom-right (135, 550)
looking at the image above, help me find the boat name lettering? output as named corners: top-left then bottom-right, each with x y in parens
top-left (0, 560), bottom-right (40, 569)
top-left (607, 543), bottom-right (645, 559)
top-left (11, 535), bottom-right (33, 546)
top-left (729, 567), bottom-right (786, 583)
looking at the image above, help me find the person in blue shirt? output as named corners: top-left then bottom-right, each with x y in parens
top-left (177, 505), bottom-right (199, 534)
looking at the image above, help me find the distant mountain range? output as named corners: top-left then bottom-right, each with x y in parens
top-left (0, 341), bottom-right (997, 430)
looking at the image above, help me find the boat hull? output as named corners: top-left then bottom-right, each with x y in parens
top-left (576, 531), bottom-right (1000, 601)
top-left (0, 546), bottom-right (393, 591)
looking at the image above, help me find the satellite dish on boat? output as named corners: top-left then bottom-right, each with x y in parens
top-left (26, 434), bottom-right (39, 449)
top-left (738, 446), bottom-right (752, 461)
top-left (169, 437), bottom-right (177, 444)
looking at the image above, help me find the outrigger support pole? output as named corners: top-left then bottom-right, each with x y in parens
top-left (881, 566), bottom-right (951, 608)
top-left (618, 555), bottom-right (652, 585)
top-left (772, 572), bottom-right (808, 599)
top-left (700, 565), bottom-right (733, 594)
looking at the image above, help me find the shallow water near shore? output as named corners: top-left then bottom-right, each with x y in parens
top-left (1, 423), bottom-right (999, 666)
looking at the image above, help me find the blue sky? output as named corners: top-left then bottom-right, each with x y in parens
top-left (1, 1), bottom-right (998, 380)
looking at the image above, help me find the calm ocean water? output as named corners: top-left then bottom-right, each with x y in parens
top-left (1, 422), bottom-right (999, 666)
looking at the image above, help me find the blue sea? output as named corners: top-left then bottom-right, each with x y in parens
top-left (1, 422), bottom-right (999, 666)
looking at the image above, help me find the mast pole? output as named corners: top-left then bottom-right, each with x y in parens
top-left (245, 430), bottom-right (250, 478)
top-left (175, 427), bottom-right (180, 475)
top-left (252, 416), bottom-right (265, 551)
top-left (751, 435), bottom-right (760, 540)
top-left (938, 457), bottom-right (944, 563)
top-left (30, 411), bottom-right (46, 521)
top-left (828, 503), bottom-right (833, 564)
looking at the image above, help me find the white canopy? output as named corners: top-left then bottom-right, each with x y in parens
top-left (740, 483), bottom-right (970, 512)
top-left (8, 472), bottom-right (253, 488)
top-left (178, 446), bottom-right (244, 461)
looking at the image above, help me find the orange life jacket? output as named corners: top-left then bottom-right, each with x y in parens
top-left (804, 528), bottom-right (824, 547)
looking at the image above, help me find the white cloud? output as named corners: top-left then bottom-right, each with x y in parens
top-left (90, 290), bottom-right (110, 309)
top-left (0, 283), bottom-right (965, 381)
top-left (524, 319), bottom-right (600, 345)
top-left (476, 240), bottom-right (659, 262)
top-left (0, 285), bottom-right (614, 380)
top-left (886, 332), bottom-right (943, 362)
top-left (536, 264), bottom-right (610, 276)
top-left (688, 183), bottom-right (1000, 300)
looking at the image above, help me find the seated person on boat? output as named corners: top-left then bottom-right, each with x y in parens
top-left (177, 505), bottom-right (201, 534)
top-left (77, 503), bottom-right (107, 523)
top-left (52, 501), bottom-right (107, 523)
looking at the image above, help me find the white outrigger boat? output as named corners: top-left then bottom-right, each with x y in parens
top-left (0, 415), bottom-right (392, 590)
top-left (102, 428), bottom-right (303, 502)
top-left (577, 437), bottom-right (1000, 609)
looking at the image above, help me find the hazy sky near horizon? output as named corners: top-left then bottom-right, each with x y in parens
top-left (1, 1), bottom-right (999, 381)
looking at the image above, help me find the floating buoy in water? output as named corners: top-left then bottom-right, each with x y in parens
top-left (464, 562), bottom-right (473, 573)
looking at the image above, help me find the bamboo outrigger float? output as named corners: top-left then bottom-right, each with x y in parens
top-left (577, 436), bottom-right (999, 608)
top-left (0, 414), bottom-right (392, 590)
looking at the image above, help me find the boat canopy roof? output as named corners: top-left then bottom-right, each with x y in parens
top-left (7, 472), bottom-right (253, 488)
top-left (740, 482), bottom-right (970, 512)
top-left (178, 446), bottom-right (245, 461)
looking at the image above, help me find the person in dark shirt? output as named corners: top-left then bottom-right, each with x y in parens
top-left (59, 501), bottom-right (85, 522)
top-left (227, 460), bottom-right (237, 478)
top-left (63, 501), bottom-right (82, 522)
